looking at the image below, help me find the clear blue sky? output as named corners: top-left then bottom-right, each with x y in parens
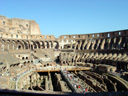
top-left (0, 0), bottom-right (128, 38)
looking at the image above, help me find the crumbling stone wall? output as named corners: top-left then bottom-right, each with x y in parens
top-left (0, 15), bottom-right (41, 35)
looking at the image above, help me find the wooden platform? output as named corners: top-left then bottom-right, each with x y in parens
top-left (34, 67), bottom-right (91, 73)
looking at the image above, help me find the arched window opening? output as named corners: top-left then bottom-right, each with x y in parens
top-left (26, 57), bottom-right (28, 59)
top-left (108, 33), bottom-right (110, 37)
top-left (18, 46), bottom-right (21, 49)
top-left (22, 57), bottom-right (24, 60)
top-left (119, 32), bottom-right (121, 35)
top-left (3, 21), bottom-right (5, 25)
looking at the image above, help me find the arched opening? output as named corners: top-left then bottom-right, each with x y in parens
top-left (47, 63), bottom-right (49, 66)
top-left (3, 21), bottom-right (5, 25)
top-left (76, 41), bottom-right (79, 50)
top-left (24, 62), bottom-right (26, 65)
top-left (36, 41), bottom-right (41, 49)
top-left (49, 41), bottom-right (53, 48)
top-left (22, 57), bottom-right (24, 60)
top-left (33, 41), bottom-right (37, 49)
top-left (45, 41), bottom-right (49, 48)
top-left (53, 41), bottom-right (59, 49)
top-left (17, 40), bottom-right (24, 50)
top-left (31, 45), bottom-right (33, 50)
top-left (30, 41), bottom-right (37, 50)
top-left (40, 41), bottom-right (45, 49)
top-left (23, 41), bottom-right (29, 49)
top-left (12, 40), bottom-right (18, 50)
top-left (18, 45), bottom-right (21, 49)
top-left (44, 65), bottom-right (46, 67)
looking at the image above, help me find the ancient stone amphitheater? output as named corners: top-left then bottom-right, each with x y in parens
top-left (0, 15), bottom-right (128, 96)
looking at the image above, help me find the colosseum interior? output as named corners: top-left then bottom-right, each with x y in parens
top-left (0, 15), bottom-right (128, 96)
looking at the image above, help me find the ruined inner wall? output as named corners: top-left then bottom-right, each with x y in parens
top-left (0, 15), bottom-right (41, 35)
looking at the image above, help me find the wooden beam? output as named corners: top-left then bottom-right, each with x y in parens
top-left (34, 68), bottom-right (91, 73)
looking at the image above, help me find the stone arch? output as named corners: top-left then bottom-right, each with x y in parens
top-left (77, 40), bottom-right (83, 50)
top-left (96, 39), bottom-right (101, 49)
top-left (17, 40), bottom-right (24, 50)
top-left (45, 41), bottom-right (49, 48)
top-left (26, 40), bottom-right (31, 49)
top-left (100, 39), bottom-right (106, 49)
top-left (82, 39), bottom-right (88, 50)
top-left (35, 41), bottom-right (41, 49)
top-left (1, 39), bottom-right (8, 51)
top-left (40, 41), bottom-right (45, 49)
top-left (73, 41), bottom-right (77, 49)
top-left (112, 38), bottom-right (117, 49)
top-left (86, 39), bottom-right (92, 50)
top-left (30, 41), bottom-right (37, 50)
top-left (91, 39), bottom-right (97, 50)
top-left (73, 54), bottom-right (77, 62)
top-left (75, 40), bottom-right (80, 50)
top-left (11, 40), bottom-right (18, 50)
top-left (106, 38), bottom-right (112, 50)
top-left (115, 37), bottom-right (120, 49)
top-left (80, 40), bottom-right (85, 50)
top-left (53, 41), bottom-right (59, 49)
top-left (22, 40), bottom-right (29, 49)
top-left (7, 40), bottom-right (14, 50)
top-left (122, 37), bottom-right (127, 49)
top-left (49, 41), bottom-right (53, 48)
top-left (76, 54), bottom-right (80, 62)
top-left (104, 38), bottom-right (108, 50)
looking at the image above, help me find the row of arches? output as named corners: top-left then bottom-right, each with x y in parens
top-left (60, 52), bottom-right (128, 72)
top-left (72, 37), bottom-right (128, 50)
top-left (0, 39), bottom-right (59, 51)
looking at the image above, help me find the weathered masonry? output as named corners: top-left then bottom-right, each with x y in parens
top-left (0, 15), bottom-right (128, 96)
